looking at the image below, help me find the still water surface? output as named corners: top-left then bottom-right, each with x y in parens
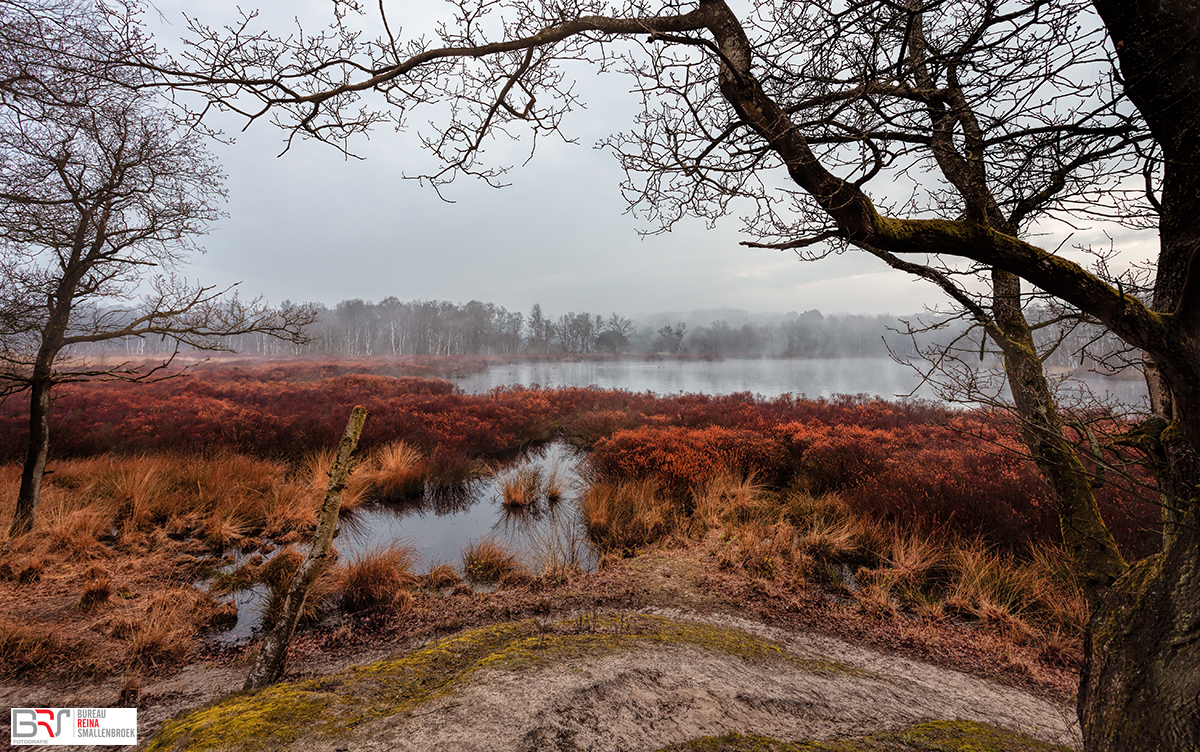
top-left (453, 356), bottom-right (1149, 404)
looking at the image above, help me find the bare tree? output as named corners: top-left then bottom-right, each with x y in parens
top-left (599, 312), bottom-right (635, 353)
top-left (140, 0), bottom-right (1200, 747)
top-left (0, 2), bottom-right (313, 537)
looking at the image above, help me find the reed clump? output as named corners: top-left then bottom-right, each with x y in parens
top-left (335, 543), bottom-right (419, 613)
top-left (361, 441), bottom-right (426, 500)
top-left (462, 537), bottom-right (520, 584)
top-left (500, 464), bottom-right (543, 508)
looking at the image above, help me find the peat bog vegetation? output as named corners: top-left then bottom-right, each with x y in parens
top-left (0, 356), bottom-right (1161, 747)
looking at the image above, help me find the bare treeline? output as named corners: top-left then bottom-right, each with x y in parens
top-left (71, 297), bottom-right (1130, 366)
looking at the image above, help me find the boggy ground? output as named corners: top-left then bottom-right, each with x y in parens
top-left (1, 543), bottom-right (1081, 752)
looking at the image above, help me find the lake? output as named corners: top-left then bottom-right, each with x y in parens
top-left (452, 356), bottom-right (1149, 405)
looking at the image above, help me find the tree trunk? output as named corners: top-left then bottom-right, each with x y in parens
top-left (1080, 513), bottom-right (1200, 749)
top-left (1079, 4), bottom-right (1200, 749)
top-left (9, 375), bottom-right (53, 537)
top-left (990, 270), bottom-right (1128, 607)
top-left (243, 405), bottom-right (368, 692)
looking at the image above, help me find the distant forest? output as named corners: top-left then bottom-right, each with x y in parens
top-left (78, 297), bottom-right (1127, 367)
top-left (216, 300), bottom-right (927, 359)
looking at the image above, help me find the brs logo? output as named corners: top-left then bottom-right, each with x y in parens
top-left (12, 708), bottom-right (71, 740)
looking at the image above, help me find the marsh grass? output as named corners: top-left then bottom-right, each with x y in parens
top-left (582, 479), bottom-right (674, 553)
top-left (462, 537), bottom-right (519, 584)
top-left (543, 458), bottom-right (567, 503)
top-left (304, 449), bottom-right (371, 512)
top-left (0, 454), bottom-right (328, 555)
top-left (258, 545), bottom-right (339, 628)
top-left (335, 543), bottom-right (419, 613)
top-left (0, 621), bottom-right (110, 678)
top-left (527, 507), bottom-right (592, 580)
top-left (78, 570), bottom-right (113, 611)
top-left (500, 464), bottom-right (543, 508)
top-left (425, 451), bottom-right (488, 490)
top-left (128, 588), bottom-right (215, 669)
top-left (422, 562), bottom-right (462, 590)
top-left (361, 441), bottom-right (426, 500)
top-left (578, 468), bottom-right (1089, 649)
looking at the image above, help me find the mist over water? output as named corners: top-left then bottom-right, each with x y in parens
top-left (452, 356), bottom-right (1149, 405)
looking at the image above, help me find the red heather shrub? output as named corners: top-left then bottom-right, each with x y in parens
top-left (775, 422), bottom-right (901, 492)
top-left (588, 425), bottom-right (789, 495)
top-left (849, 441), bottom-right (1054, 547)
top-left (776, 416), bottom-right (1055, 547)
top-left (562, 409), bottom-right (648, 447)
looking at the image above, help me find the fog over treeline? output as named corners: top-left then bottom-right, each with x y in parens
top-left (73, 297), bottom-right (1125, 368)
top-left (214, 299), bottom-right (935, 359)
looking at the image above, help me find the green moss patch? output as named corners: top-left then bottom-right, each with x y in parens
top-left (147, 613), bottom-right (850, 752)
top-left (655, 721), bottom-right (1075, 752)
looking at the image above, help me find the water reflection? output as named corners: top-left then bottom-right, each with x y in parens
top-left (452, 356), bottom-right (1149, 406)
top-left (338, 441), bottom-right (592, 572)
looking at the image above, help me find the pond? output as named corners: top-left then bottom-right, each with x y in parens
top-left (337, 441), bottom-right (592, 571)
top-left (210, 441), bottom-right (592, 643)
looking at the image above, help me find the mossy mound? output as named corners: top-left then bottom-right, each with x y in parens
top-left (655, 721), bottom-right (1076, 752)
top-left (146, 612), bottom-right (846, 752)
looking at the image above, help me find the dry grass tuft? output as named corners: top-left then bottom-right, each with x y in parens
top-left (689, 473), bottom-right (769, 538)
top-left (46, 503), bottom-right (117, 553)
top-left (795, 515), bottom-right (859, 562)
top-left (263, 481), bottom-right (317, 538)
top-left (885, 531), bottom-right (944, 587)
top-left (203, 514), bottom-right (249, 549)
top-left (305, 449), bottom-right (371, 512)
top-left (362, 441), bottom-right (426, 500)
top-left (422, 563), bottom-right (462, 590)
top-left (78, 575), bottom-right (113, 611)
top-left (258, 546), bottom-right (338, 627)
top-left (780, 488), bottom-right (851, 528)
top-left (335, 543), bottom-right (420, 613)
top-left (498, 567), bottom-right (538, 589)
top-left (581, 479), bottom-right (672, 553)
top-left (1037, 628), bottom-right (1083, 670)
top-left (543, 459), bottom-right (567, 503)
top-left (500, 464), bottom-right (543, 508)
top-left (0, 553), bottom-right (46, 584)
top-left (128, 588), bottom-right (212, 669)
top-left (0, 621), bottom-right (109, 678)
top-left (462, 537), bottom-right (519, 583)
top-left (856, 583), bottom-right (898, 619)
top-left (527, 509), bottom-right (591, 579)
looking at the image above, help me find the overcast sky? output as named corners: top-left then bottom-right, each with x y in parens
top-left (149, 1), bottom-right (1159, 320)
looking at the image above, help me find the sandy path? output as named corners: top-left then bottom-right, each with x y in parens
top-left (342, 609), bottom-right (1079, 752)
top-left (1, 608), bottom-right (1080, 751)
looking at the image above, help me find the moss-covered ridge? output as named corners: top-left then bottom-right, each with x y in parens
top-left (655, 720), bottom-right (1076, 751)
top-left (146, 612), bottom-right (845, 752)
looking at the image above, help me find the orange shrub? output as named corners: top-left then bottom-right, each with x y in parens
top-left (588, 425), bottom-right (789, 496)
